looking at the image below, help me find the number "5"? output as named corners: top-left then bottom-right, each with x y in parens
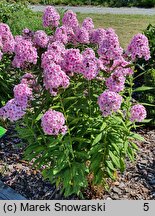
top-left (143, 203), bottom-right (149, 212)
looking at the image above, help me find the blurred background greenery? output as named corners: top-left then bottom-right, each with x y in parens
top-left (4, 0), bottom-right (155, 7)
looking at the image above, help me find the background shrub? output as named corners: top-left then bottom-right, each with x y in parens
top-left (136, 0), bottom-right (155, 8)
top-left (5, 0), bottom-right (155, 7)
top-left (0, 54), bottom-right (23, 107)
top-left (0, 0), bottom-right (29, 23)
top-left (143, 69), bottom-right (155, 125)
top-left (134, 24), bottom-right (155, 126)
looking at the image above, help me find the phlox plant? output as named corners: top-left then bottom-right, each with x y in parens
top-left (0, 21), bottom-right (24, 107)
top-left (0, 6), bottom-right (151, 197)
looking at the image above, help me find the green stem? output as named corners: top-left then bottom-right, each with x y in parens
top-left (126, 75), bottom-right (134, 121)
top-left (88, 80), bottom-right (92, 118)
top-left (59, 93), bottom-right (75, 160)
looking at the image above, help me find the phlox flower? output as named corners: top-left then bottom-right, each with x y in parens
top-left (0, 99), bottom-right (26, 122)
top-left (130, 104), bottom-right (147, 122)
top-left (82, 17), bottom-right (94, 31)
top-left (126, 33), bottom-right (150, 61)
top-left (105, 70), bottom-right (126, 92)
top-left (62, 10), bottom-right (79, 29)
top-left (43, 62), bottom-right (70, 96)
top-left (41, 109), bottom-right (67, 135)
top-left (33, 30), bottom-right (49, 48)
top-left (98, 90), bottom-right (123, 117)
top-left (43, 6), bottom-right (60, 28)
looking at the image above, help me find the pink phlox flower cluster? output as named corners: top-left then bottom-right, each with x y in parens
top-left (81, 56), bottom-right (100, 80)
top-left (89, 28), bottom-right (106, 44)
top-left (41, 49), bottom-right (63, 69)
top-left (53, 26), bottom-right (68, 44)
top-left (98, 28), bottom-right (123, 61)
top-left (0, 99), bottom-right (26, 122)
top-left (2, 37), bottom-right (15, 54)
top-left (98, 90), bottom-right (123, 117)
top-left (110, 57), bottom-right (133, 76)
top-left (0, 82), bottom-right (33, 122)
top-left (0, 50), bottom-right (3, 61)
top-left (22, 28), bottom-right (34, 41)
top-left (43, 6), bottom-right (60, 28)
top-left (62, 10), bottom-right (79, 30)
top-left (126, 33), bottom-right (151, 61)
top-left (65, 27), bottom-right (76, 44)
top-left (13, 83), bottom-right (33, 109)
top-left (48, 41), bottom-right (65, 55)
top-left (0, 23), bottom-right (11, 40)
top-left (61, 48), bottom-right (83, 73)
top-left (0, 23), bottom-right (15, 53)
top-left (98, 57), bottom-right (111, 72)
top-left (130, 104), bottom-right (147, 122)
top-left (41, 109), bottom-right (68, 135)
top-left (20, 73), bottom-right (36, 87)
top-left (82, 48), bottom-right (96, 58)
top-left (33, 30), bottom-right (49, 48)
top-left (42, 42), bottom-right (66, 69)
top-left (12, 37), bottom-right (38, 68)
top-left (0, 35), bottom-right (2, 49)
top-left (82, 17), bottom-right (94, 31)
top-left (105, 70), bottom-right (126, 92)
top-left (48, 35), bottom-right (55, 44)
top-left (43, 62), bottom-right (70, 96)
top-left (75, 26), bottom-right (89, 44)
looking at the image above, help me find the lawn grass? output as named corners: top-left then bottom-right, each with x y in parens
top-left (7, 9), bottom-right (155, 48)
top-left (7, 11), bottom-right (44, 36)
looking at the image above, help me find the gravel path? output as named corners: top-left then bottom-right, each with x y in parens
top-left (30, 5), bottom-right (155, 15)
top-left (0, 126), bottom-right (155, 200)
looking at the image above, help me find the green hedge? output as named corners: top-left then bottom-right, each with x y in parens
top-left (135, 24), bottom-right (155, 126)
top-left (5, 0), bottom-right (155, 7)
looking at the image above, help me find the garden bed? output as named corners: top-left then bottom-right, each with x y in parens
top-left (0, 3), bottom-right (155, 200)
top-left (0, 126), bottom-right (154, 200)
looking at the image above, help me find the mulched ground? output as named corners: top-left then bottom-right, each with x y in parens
top-left (0, 126), bottom-right (155, 200)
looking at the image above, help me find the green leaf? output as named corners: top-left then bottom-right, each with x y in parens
top-left (75, 151), bottom-right (89, 160)
top-left (35, 113), bottom-right (43, 122)
top-left (94, 169), bottom-right (103, 184)
top-left (0, 126), bottom-right (7, 138)
top-left (91, 156), bottom-right (102, 171)
top-left (127, 147), bottom-right (135, 161)
top-left (106, 167), bottom-right (115, 180)
top-left (140, 103), bottom-right (155, 107)
top-left (100, 122), bottom-right (106, 131)
top-left (72, 137), bottom-right (90, 143)
top-left (130, 133), bottom-right (145, 142)
top-left (109, 151), bottom-right (120, 169)
top-left (106, 161), bottom-right (116, 171)
top-left (92, 133), bottom-right (102, 145)
top-left (141, 119), bottom-right (152, 123)
top-left (130, 142), bottom-right (139, 151)
top-left (90, 144), bottom-right (102, 155)
top-left (133, 86), bottom-right (154, 92)
top-left (50, 105), bottom-right (61, 109)
top-left (124, 141), bottom-right (128, 154)
top-left (63, 96), bottom-right (78, 103)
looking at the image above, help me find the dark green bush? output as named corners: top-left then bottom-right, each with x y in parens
top-left (135, 24), bottom-right (155, 126)
top-left (143, 69), bottom-right (155, 125)
top-left (6, 0), bottom-right (155, 7)
top-left (136, 0), bottom-right (155, 8)
top-left (0, 54), bottom-right (22, 107)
